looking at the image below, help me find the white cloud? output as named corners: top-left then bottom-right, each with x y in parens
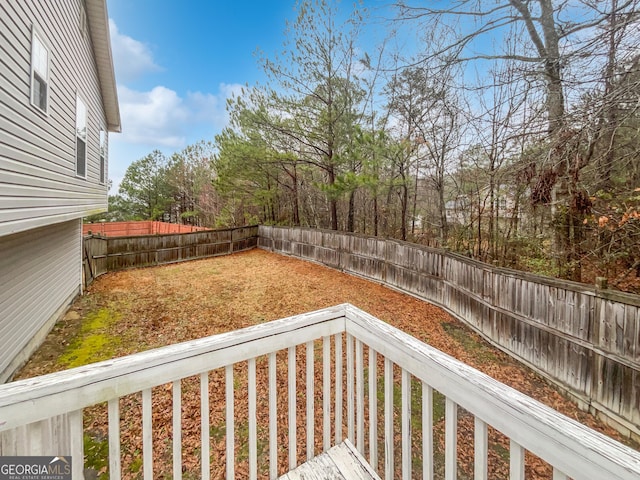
top-left (106, 20), bottom-right (244, 191)
top-left (219, 83), bottom-right (244, 99)
top-left (109, 83), bottom-right (241, 193)
top-left (117, 85), bottom-right (188, 147)
top-left (109, 19), bottom-right (162, 82)
top-left (115, 82), bottom-right (244, 149)
top-left (185, 83), bottom-right (244, 129)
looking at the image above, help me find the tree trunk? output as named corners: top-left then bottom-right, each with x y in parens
top-left (347, 190), bottom-right (355, 232)
top-left (328, 165), bottom-right (339, 230)
top-left (411, 160), bottom-right (419, 235)
top-left (598, 0), bottom-right (619, 191)
top-left (437, 172), bottom-right (448, 242)
top-left (401, 185), bottom-right (408, 241)
top-left (373, 195), bottom-right (378, 236)
top-left (292, 164), bottom-right (300, 226)
top-left (525, 0), bottom-right (574, 277)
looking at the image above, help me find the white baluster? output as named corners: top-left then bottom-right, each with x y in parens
top-left (384, 358), bottom-right (394, 480)
top-left (248, 358), bottom-right (257, 480)
top-left (108, 400), bottom-right (121, 480)
top-left (323, 336), bottom-right (331, 452)
top-left (269, 352), bottom-right (277, 480)
top-left (356, 339), bottom-right (364, 453)
top-left (172, 380), bottom-right (181, 479)
top-left (401, 369), bottom-right (411, 480)
top-left (200, 373), bottom-right (210, 480)
top-left (445, 398), bottom-right (457, 480)
top-left (369, 348), bottom-right (378, 470)
top-left (306, 341), bottom-right (314, 461)
top-left (225, 365), bottom-right (234, 480)
top-left (510, 439), bottom-right (525, 480)
top-left (142, 388), bottom-right (153, 480)
top-left (288, 346), bottom-right (297, 470)
top-left (422, 384), bottom-right (433, 480)
top-left (474, 417), bottom-right (487, 480)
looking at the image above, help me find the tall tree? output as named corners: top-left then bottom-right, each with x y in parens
top-left (385, 67), bottom-right (427, 241)
top-left (214, 125), bottom-right (282, 226)
top-left (385, 60), bottom-right (464, 242)
top-left (166, 141), bottom-right (219, 226)
top-left (118, 150), bottom-right (171, 220)
top-left (256, 0), bottom-right (367, 230)
top-left (465, 58), bottom-right (534, 261)
top-left (395, 0), bottom-right (640, 280)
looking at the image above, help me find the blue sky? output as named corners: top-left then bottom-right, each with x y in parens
top-left (105, 1), bottom-right (430, 193)
top-left (106, 1), bottom-right (303, 192)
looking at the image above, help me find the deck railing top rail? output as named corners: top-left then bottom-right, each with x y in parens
top-left (346, 306), bottom-right (640, 480)
top-left (0, 305), bottom-right (345, 430)
top-left (1, 304), bottom-right (639, 479)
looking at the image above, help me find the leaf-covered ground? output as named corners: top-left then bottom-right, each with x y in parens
top-left (16, 249), bottom-right (638, 479)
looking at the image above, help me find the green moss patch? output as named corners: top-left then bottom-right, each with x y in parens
top-left (58, 308), bottom-right (120, 368)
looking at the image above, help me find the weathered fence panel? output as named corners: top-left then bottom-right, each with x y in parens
top-left (82, 220), bottom-right (210, 237)
top-left (232, 226), bottom-right (259, 252)
top-left (82, 235), bottom-right (107, 287)
top-left (83, 226), bottom-right (258, 283)
top-left (259, 225), bottom-right (640, 441)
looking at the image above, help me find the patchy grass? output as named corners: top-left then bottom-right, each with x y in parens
top-left (441, 321), bottom-right (500, 364)
top-left (83, 431), bottom-right (109, 479)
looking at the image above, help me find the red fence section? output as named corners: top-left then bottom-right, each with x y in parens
top-left (83, 221), bottom-right (211, 237)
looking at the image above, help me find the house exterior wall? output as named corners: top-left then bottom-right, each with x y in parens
top-left (0, 0), bottom-right (119, 382)
top-left (0, 219), bottom-right (81, 383)
top-left (0, 0), bottom-right (110, 238)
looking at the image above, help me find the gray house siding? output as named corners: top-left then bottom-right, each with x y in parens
top-left (0, 219), bottom-right (81, 382)
top-left (0, 0), bottom-right (110, 237)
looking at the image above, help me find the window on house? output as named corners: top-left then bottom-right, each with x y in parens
top-left (30, 30), bottom-right (49, 113)
top-left (76, 96), bottom-right (87, 178)
top-left (99, 130), bottom-right (106, 184)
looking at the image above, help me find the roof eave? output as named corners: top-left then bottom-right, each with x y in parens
top-left (85, 0), bottom-right (121, 133)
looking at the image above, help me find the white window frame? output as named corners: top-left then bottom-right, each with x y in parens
top-left (99, 129), bottom-right (107, 184)
top-left (75, 95), bottom-right (88, 178)
top-left (30, 28), bottom-right (50, 114)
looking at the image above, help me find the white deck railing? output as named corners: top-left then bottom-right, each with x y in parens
top-left (1, 304), bottom-right (639, 479)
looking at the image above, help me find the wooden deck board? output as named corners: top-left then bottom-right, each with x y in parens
top-left (279, 439), bottom-right (380, 480)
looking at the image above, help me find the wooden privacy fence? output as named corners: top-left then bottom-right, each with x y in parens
top-left (258, 225), bottom-right (640, 441)
top-left (83, 220), bottom-right (211, 237)
top-left (83, 226), bottom-right (258, 286)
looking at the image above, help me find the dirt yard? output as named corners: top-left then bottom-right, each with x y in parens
top-left (15, 249), bottom-right (637, 479)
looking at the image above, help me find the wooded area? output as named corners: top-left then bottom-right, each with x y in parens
top-left (101, 0), bottom-right (640, 292)
top-left (259, 225), bottom-right (640, 441)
